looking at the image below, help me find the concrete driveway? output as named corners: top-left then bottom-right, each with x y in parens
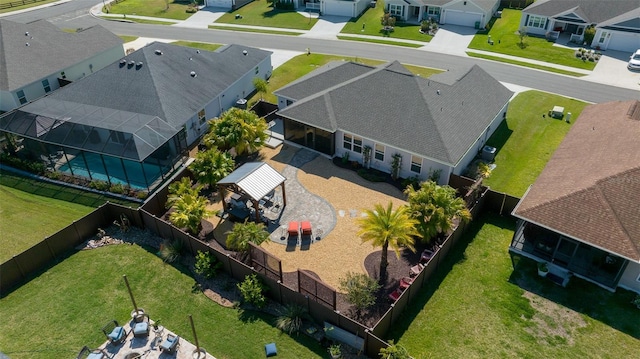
top-left (426, 25), bottom-right (477, 55)
top-left (582, 49), bottom-right (640, 90)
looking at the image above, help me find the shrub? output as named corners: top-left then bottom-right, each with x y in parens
top-left (237, 273), bottom-right (268, 308)
top-left (357, 168), bottom-right (386, 182)
top-left (339, 272), bottom-right (380, 316)
top-left (379, 340), bottom-right (411, 359)
top-left (275, 304), bottom-right (309, 335)
top-left (109, 183), bottom-right (127, 194)
top-left (0, 153), bottom-right (45, 175)
top-left (158, 239), bottom-right (183, 263)
top-left (194, 250), bottom-right (222, 279)
top-left (584, 26), bottom-right (596, 45)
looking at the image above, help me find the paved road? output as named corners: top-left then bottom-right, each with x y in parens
top-left (5, 2), bottom-right (639, 103)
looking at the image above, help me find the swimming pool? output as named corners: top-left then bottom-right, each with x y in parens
top-left (58, 153), bottom-right (163, 190)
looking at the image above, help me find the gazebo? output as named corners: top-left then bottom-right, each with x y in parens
top-left (217, 162), bottom-right (287, 222)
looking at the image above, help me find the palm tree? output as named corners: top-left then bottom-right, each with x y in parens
top-left (169, 192), bottom-right (212, 235)
top-left (404, 181), bottom-right (471, 244)
top-left (357, 202), bottom-right (419, 282)
top-left (203, 108), bottom-right (268, 156)
top-left (166, 177), bottom-right (198, 208)
top-left (189, 147), bottom-right (235, 188)
top-left (226, 221), bottom-right (270, 259)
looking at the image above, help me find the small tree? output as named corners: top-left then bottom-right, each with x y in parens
top-left (339, 272), bottom-right (380, 318)
top-left (238, 273), bottom-right (268, 308)
top-left (252, 77), bottom-right (268, 100)
top-left (167, 177), bottom-right (197, 207)
top-left (518, 27), bottom-right (528, 48)
top-left (379, 340), bottom-right (411, 359)
top-left (203, 108), bottom-right (268, 156)
top-left (169, 192), bottom-right (212, 235)
top-left (381, 12), bottom-right (396, 28)
top-left (584, 26), bottom-right (596, 46)
top-left (189, 147), bottom-right (235, 188)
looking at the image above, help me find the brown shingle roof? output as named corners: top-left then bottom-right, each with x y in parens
top-left (514, 100), bottom-right (640, 262)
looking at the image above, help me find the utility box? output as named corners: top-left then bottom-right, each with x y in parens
top-left (482, 145), bottom-right (496, 161)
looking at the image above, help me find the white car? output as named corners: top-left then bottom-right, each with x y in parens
top-left (629, 49), bottom-right (640, 70)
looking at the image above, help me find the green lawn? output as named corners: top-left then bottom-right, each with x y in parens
top-left (341, 2), bottom-right (433, 43)
top-left (119, 35), bottom-right (138, 43)
top-left (0, 244), bottom-right (324, 358)
top-left (171, 41), bottom-right (224, 52)
top-left (389, 212), bottom-right (640, 359)
top-left (216, 1), bottom-right (317, 30)
top-left (106, 0), bottom-right (195, 20)
top-left (468, 9), bottom-right (596, 70)
top-left (0, 0), bottom-right (58, 14)
top-left (482, 90), bottom-right (588, 197)
top-left (467, 52), bottom-right (587, 77)
top-left (246, 54), bottom-right (441, 106)
top-left (209, 25), bottom-right (302, 36)
top-left (0, 171), bottom-right (138, 262)
top-left (337, 36), bottom-right (424, 48)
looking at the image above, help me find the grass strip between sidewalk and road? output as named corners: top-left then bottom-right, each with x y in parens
top-left (337, 36), bottom-right (423, 48)
top-left (208, 25), bottom-right (301, 36)
top-left (216, 1), bottom-right (317, 30)
top-left (467, 52), bottom-right (587, 77)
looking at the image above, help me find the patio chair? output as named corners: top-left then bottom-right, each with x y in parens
top-left (420, 248), bottom-right (435, 264)
top-left (160, 333), bottom-right (180, 353)
top-left (388, 288), bottom-right (403, 302)
top-left (76, 346), bottom-right (109, 359)
top-left (300, 221), bottom-right (312, 236)
top-left (398, 277), bottom-right (414, 290)
top-left (132, 313), bottom-right (150, 338)
top-left (101, 319), bottom-right (128, 345)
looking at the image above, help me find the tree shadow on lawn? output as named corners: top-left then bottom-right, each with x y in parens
top-left (509, 257), bottom-right (640, 339)
top-left (384, 212), bottom-right (512, 341)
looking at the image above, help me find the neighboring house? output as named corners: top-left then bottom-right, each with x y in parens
top-left (269, 0), bottom-right (370, 18)
top-left (0, 42), bottom-right (272, 192)
top-left (0, 19), bottom-right (124, 113)
top-left (520, 0), bottom-right (640, 52)
top-left (383, 0), bottom-right (499, 28)
top-left (204, 0), bottom-right (252, 9)
top-left (510, 100), bottom-right (640, 294)
top-left (274, 61), bottom-right (512, 184)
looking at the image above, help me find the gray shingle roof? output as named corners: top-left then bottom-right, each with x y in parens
top-left (514, 101), bottom-right (640, 262)
top-left (0, 19), bottom-right (122, 91)
top-left (49, 42), bottom-right (272, 130)
top-left (523, 0), bottom-right (640, 24)
top-left (276, 62), bottom-right (512, 166)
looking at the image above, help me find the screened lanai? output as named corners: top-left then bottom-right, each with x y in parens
top-left (0, 98), bottom-right (187, 191)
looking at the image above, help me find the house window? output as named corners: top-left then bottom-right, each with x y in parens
top-left (42, 79), bottom-right (51, 93)
top-left (389, 4), bottom-right (403, 17)
top-left (427, 7), bottom-right (440, 16)
top-left (374, 144), bottom-right (384, 161)
top-left (198, 109), bottom-right (206, 124)
top-left (410, 155), bottom-right (422, 173)
top-left (527, 15), bottom-right (546, 29)
top-left (17, 90), bottom-right (27, 105)
top-left (255, 66), bottom-right (259, 74)
top-left (343, 134), bottom-right (362, 153)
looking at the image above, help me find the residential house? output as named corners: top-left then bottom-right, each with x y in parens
top-left (0, 19), bottom-right (124, 113)
top-left (520, 0), bottom-right (640, 52)
top-left (0, 42), bottom-right (272, 192)
top-left (383, 0), bottom-right (499, 28)
top-left (274, 61), bottom-right (512, 184)
top-left (510, 100), bottom-right (640, 294)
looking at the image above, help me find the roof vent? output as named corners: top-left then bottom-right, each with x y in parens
top-left (119, 59), bottom-right (127, 67)
top-left (242, 50), bottom-right (248, 56)
top-left (25, 31), bottom-right (29, 36)
top-left (189, 57), bottom-right (193, 61)
top-left (128, 61), bottom-right (135, 68)
top-left (190, 71), bottom-right (197, 77)
top-left (25, 42), bottom-right (29, 46)
top-left (627, 100), bottom-right (640, 121)
top-left (155, 49), bottom-right (163, 55)
top-left (196, 50), bottom-right (200, 54)
top-left (136, 62), bottom-right (143, 68)
top-left (437, 89), bottom-right (441, 95)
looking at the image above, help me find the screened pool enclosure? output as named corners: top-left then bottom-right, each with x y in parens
top-left (0, 98), bottom-right (187, 192)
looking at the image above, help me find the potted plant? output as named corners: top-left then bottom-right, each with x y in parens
top-left (152, 318), bottom-right (161, 330)
top-left (537, 262), bottom-right (549, 277)
top-left (328, 344), bottom-right (342, 359)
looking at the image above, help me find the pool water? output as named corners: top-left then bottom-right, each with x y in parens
top-left (58, 153), bottom-right (163, 190)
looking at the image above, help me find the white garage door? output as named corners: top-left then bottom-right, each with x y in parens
top-left (323, 1), bottom-right (353, 17)
top-left (206, 0), bottom-right (232, 8)
top-left (444, 10), bottom-right (482, 28)
top-left (607, 31), bottom-right (640, 53)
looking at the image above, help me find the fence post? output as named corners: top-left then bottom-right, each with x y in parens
top-left (44, 236), bottom-right (57, 261)
top-left (12, 255), bottom-right (25, 280)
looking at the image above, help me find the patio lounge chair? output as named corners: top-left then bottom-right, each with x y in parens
top-left (398, 277), bottom-right (414, 290)
top-left (388, 288), bottom-right (403, 302)
top-left (160, 333), bottom-right (180, 353)
top-left (132, 313), bottom-right (150, 338)
top-left (288, 221), bottom-right (299, 237)
top-left (420, 248), bottom-right (435, 264)
top-left (300, 221), bottom-right (312, 236)
top-left (76, 346), bottom-right (109, 359)
top-left (101, 319), bottom-right (128, 345)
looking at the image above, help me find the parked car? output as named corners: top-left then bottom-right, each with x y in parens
top-left (628, 49), bottom-right (640, 70)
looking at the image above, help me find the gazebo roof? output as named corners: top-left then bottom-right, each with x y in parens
top-left (218, 162), bottom-right (285, 201)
